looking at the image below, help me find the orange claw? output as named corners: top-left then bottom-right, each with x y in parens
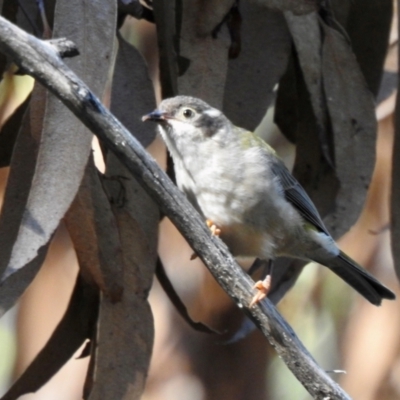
top-left (206, 219), bottom-right (221, 236)
top-left (250, 275), bottom-right (272, 307)
top-left (190, 220), bottom-right (222, 260)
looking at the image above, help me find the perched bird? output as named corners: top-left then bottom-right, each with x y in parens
top-left (143, 96), bottom-right (395, 306)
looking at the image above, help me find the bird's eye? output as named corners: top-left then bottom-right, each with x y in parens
top-left (182, 108), bottom-right (194, 119)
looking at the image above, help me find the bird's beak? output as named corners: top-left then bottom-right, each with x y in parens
top-left (142, 110), bottom-right (168, 122)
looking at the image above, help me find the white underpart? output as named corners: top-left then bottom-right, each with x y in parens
top-left (159, 119), bottom-right (340, 261)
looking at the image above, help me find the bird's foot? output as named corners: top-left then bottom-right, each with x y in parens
top-left (190, 219), bottom-right (221, 260)
top-left (206, 219), bottom-right (221, 236)
top-left (250, 275), bottom-right (271, 307)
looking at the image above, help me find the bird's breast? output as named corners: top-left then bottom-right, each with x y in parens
top-left (173, 144), bottom-right (298, 259)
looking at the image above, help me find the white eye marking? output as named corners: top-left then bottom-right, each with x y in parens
top-left (204, 109), bottom-right (221, 118)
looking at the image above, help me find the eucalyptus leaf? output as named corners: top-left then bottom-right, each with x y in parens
top-left (0, 275), bottom-right (98, 400)
top-left (224, 4), bottom-right (290, 131)
top-left (4, 0), bottom-right (117, 275)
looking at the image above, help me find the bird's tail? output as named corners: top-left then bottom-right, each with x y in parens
top-left (324, 251), bottom-right (395, 306)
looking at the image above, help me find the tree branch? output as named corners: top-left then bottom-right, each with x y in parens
top-left (0, 16), bottom-right (351, 400)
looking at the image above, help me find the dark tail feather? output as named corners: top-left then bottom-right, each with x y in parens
top-left (325, 251), bottom-right (395, 306)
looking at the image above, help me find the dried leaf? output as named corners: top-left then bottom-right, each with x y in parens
top-left (16, 0), bottom-right (56, 38)
top-left (88, 203), bottom-right (157, 400)
top-left (273, 53), bottom-right (338, 303)
top-left (329, 0), bottom-right (393, 97)
top-left (276, 21), bottom-right (374, 240)
top-left (65, 157), bottom-right (124, 302)
top-left (177, 0), bottom-right (231, 108)
top-left (391, 67), bottom-right (400, 283)
top-left (110, 35), bottom-right (157, 148)
top-left (0, 85), bottom-right (45, 279)
top-left (285, 11), bottom-right (333, 165)
top-left (117, 0), bottom-right (154, 25)
top-left (0, 94), bottom-right (29, 167)
top-left (276, 53), bottom-right (339, 218)
top-left (156, 257), bottom-right (220, 334)
top-left (42, 0), bottom-right (56, 30)
top-left (16, 0), bottom-right (40, 35)
top-left (152, 0), bottom-right (178, 97)
top-left (83, 339), bottom-right (96, 399)
top-left (0, 245), bottom-right (48, 317)
top-left (274, 50), bottom-right (298, 143)
top-left (377, 71), bottom-right (397, 105)
top-left (0, 275), bottom-right (98, 400)
top-left (1, 1), bottom-right (18, 24)
top-left (321, 23), bottom-right (377, 238)
top-left (248, 0), bottom-right (317, 15)
top-left (0, 0), bottom-right (19, 75)
top-left (223, 4), bottom-right (291, 131)
top-left (195, 0), bottom-right (235, 36)
top-left (4, 0), bottom-right (117, 276)
top-left (85, 37), bottom-right (159, 398)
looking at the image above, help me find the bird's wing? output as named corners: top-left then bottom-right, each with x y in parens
top-left (234, 126), bottom-right (329, 234)
top-left (270, 160), bottom-right (329, 235)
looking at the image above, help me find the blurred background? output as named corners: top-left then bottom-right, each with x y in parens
top-left (0, 2), bottom-right (399, 400)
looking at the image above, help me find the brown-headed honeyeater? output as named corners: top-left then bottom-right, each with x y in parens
top-left (143, 96), bottom-right (395, 306)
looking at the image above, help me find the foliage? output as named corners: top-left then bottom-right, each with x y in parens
top-left (0, 0), bottom-right (397, 399)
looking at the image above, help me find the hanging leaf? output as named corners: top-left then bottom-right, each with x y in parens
top-left (0, 84), bottom-right (45, 280)
top-left (0, 275), bottom-right (98, 400)
top-left (177, 0), bottom-right (231, 107)
top-left (152, 0), bottom-right (178, 98)
top-left (85, 32), bottom-right (159, 399)
top-left (273, 51), bottom-right (338, 305)
top-left (3, 0), bottom-right (117, 277)
top-left (87, 211), bottom-right (155, 400)
top-left (110, 35), bottom-right (157, 148)
top-left (223, 4), bottom-right (291, 131)
top-left (274, 50), bottom-right (298, 143)
top-left (285, 11), bottom-right (333, 165)
top-left (321, 23), bottom-right (377, 238)
top-left (327, 0), bottom-right (393, 97)
top-left (0, 245), bottom-right (48, 317)
top-left (0, 94), bottom-right (30, 167)
top-left (65, 157), bottom-right (124, 302)
top-left (391, 69), bottom-right (400, 282)
top-left (156, 257), bottom-right (220, 334)
top-left (248, 0), bottom-right (317, 15)
top-left (0, 0), bottom-right (19, 76)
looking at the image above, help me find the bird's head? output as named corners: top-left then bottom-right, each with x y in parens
top-left (142, 96), bottom-right (230, 145)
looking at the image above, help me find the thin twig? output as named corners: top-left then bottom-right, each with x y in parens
top-left (0, 16), bottom-right (351, 400)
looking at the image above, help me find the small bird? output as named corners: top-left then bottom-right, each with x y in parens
top-left (143, 96), bottom-right (395, 306)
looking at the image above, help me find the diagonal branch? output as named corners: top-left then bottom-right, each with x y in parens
top-left (0, 16), bottom-right (351, 400)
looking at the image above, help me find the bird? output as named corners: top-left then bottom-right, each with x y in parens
top-left (142, 95), bottom-right (396, 306)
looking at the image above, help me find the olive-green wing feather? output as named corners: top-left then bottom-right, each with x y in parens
top-left (270, 161), bottom-right (329, 235)
top-left (235, 126), bottom-right (329, 235)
